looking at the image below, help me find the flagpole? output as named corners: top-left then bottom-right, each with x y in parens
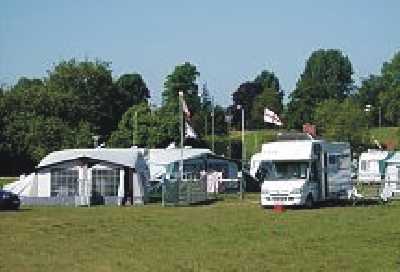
top-left (211, 96), bottom-right (215, 153)
top-left (179, 91), bottom-right (184, 183)
top-left (241, 106), bottom-right (245, 200)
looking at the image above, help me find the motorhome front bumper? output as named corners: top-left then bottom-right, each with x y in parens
top-left (261, 193), bottom-right (302, 206)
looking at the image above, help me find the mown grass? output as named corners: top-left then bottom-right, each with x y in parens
top-left (231, 129), bottom-right (279, 159)
top-left (370, 127), bottom-right (400, 148)
top-left (207, 127), bottom-right (400, 160)
top-left (1, 195), bottom-right (399, 271)
top-left (0, 177), bottom-right (17, 188)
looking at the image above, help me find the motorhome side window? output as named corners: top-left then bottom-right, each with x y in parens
top-left (338, 155), bottom-right (349, 170)
top-left (329, 155), bottom-right (337, 165)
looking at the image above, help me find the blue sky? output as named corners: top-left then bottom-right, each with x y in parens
top-left (1, 0), bottom-right (399, 106)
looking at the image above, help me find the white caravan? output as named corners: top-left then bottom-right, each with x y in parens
top-left (358, 150), bottom-right (391, 184)
top-left (383, 152), bottom-right (400, 198)
top-left (250, 133), bottom-right (352, 208)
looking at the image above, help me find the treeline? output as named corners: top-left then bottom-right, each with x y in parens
top-left (1, 49), bottom-right (400, 175)
top-left (0, 61), bottom-right (226, 175)
top-left (229, 49), bottom-right (400, 150)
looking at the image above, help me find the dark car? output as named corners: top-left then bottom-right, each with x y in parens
top-left (0, 189), bottom-right (20, 210)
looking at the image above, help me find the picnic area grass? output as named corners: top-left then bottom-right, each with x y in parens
top-left (1, 194), bottom-right (400, 271)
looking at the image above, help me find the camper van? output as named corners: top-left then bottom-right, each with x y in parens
top-left (358, 150), bottom-right (391, 184)
top-left (250, 133), bottom-right (352, 208)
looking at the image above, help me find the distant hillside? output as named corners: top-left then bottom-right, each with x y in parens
top-left (207, 127), bottom-right (400, 161)
top-left (370, 127), bottom-right (400, 149)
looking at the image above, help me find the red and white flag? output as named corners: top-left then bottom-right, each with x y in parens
top-left (264, 108), bottom-right (282, 126)
top-left (180, 95), bottom-right (191, 119)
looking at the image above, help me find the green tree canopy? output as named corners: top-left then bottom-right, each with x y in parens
top-left (313, 98), bottom-right (368, 149)
top-left (162, 62), bottom-right (200, 114)
top-left (230, 70), bottom-right (282, 129)
top-left (287, 49), bottom-right (354, 128)
top-left (250, 87), bottom-right (282, 129)
top-left (0, 58), bottom-right (150, 175)
top-left (378, 51), bottom-right (400, 125)
top-left (355, 51), bottom-right (400, 126)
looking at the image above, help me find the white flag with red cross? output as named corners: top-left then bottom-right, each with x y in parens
top-left (264, 108), bottom-right (282, 126)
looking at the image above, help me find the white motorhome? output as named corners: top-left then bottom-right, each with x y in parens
top-left (250, 133), bottom-right (352, 208)
top-left (358, 150), bottom-right (391, 184)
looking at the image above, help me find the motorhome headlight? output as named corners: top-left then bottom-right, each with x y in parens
top-left (291, 187), bottom-right (302, 194)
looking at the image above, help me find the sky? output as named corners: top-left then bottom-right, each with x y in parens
top-left (1, 0), bottom-right (399, 106)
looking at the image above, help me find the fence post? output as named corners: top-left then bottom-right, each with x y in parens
top-left (161, 180), bottom-right (165, 207)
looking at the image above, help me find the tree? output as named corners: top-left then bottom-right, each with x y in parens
top-left (46, 59), bottom-right (117, 136)
top-left (114, 73), bottom-right (150, 116)
top-left (287, 49), bottom-right (354, 128)
top-left (213, 105), bottom-right (228, 135)
top-left (378, 51), bottom-right (400, 125)
top-left (108, 103), bottom-right (153, 148)
top-left (231, 82), bottom-right (263, 129)
top-left (200, 83), bottom-right (212, 111)
top-left (160, 62), bottom-right (201, 143)
top-left (355, 51), bottom-right (400, 126)
top-left (254, 70), bottom-right (283, 110)
top-left (230, 70), bottom-right (282, 129)
top-left (313, 98), bottom-right (368, 149)
top-left (250, 87), bottom-right (282, 129)
top-left (0, 58), bottom-right (152, 175)
top-left (162, 62), bottom-right (200, 114)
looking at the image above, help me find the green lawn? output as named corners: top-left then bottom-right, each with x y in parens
top-left (208, 127), bottom-right (400, 161)
top-left (370, 127), bottom-right (400, 148)
top-left (231, 129), bottom-right (279, 159)
top-left (0, 177), bottom-right (17, 189)
top-left (1, 195), bottom-right (399, 271)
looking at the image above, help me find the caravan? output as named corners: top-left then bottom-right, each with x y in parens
top-left (357, 150), bottom-right (391, 184)
top-left (250, 133), bottom-right (352, 208)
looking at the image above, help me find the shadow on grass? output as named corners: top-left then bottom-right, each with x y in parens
top-left (261, 199), bottom-right (385, 211)
top-left (0, 207), bottom-right (32, 212)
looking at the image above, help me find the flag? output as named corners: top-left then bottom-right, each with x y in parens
top-left (185, 121), bottom-right (197, 138)
top-left (180, 96), bottom-right (191, 118)
top-left (264, 108), bottom-right (282, 126)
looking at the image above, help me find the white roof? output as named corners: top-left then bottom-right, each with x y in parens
top-left (148, 148), bottom-right (212, 166)
top-left (38, 148), bottom-right (141, 169)
top-left (359, 150), bottom-right (390, 161)
top-left (260, 141), bottom-right (314, 161)
top-left (147, 148), bottom-right (212, 180)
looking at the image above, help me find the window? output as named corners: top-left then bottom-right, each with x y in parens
top-left (361, 160), bottom-right (367, 171)
top-left (92, 169), bottom-right (120, 196)
top-left (329, 155), bottom-right (337, 165)
top-left (208, 162), bottom-right (230, 178)
top-left (261, 161), bottom-right (309, 181)
top-left (338, 155), bottom-right (349, 170)
top-left (51, 168), bottom-right (79, 197)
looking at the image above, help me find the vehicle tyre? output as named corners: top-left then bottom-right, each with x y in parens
top-left (305, 194), bottom-right (314, 209)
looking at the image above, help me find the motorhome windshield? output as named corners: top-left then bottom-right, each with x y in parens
top-left (257, 161), bottom-right (308, 181)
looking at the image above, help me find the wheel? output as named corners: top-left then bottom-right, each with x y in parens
top-left (304, 194), bottom-right (314, 209)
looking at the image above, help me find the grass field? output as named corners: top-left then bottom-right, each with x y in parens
top-left (0, 177), bottom-right (17, 188)
top-left (370, 127), bottom-right (400, 148)
top-left (209, 126), bottom-right (399, 162)
top-left (1, 195), bottom-right (400, 271)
